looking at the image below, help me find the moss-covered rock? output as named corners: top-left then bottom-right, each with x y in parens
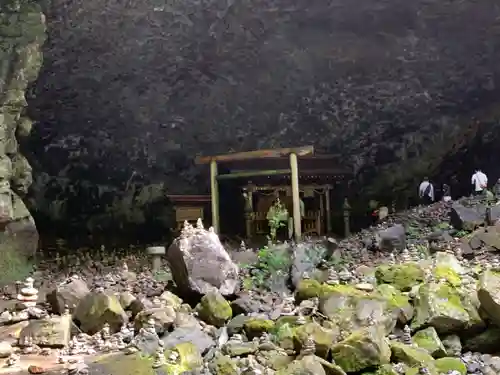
top-left (314, 356), bottom-right (347, 375)
top-left (412, 327), bottom-right (446, 358)
top-left (243, 317), bottom-right (275, 339)
top-left (376, 284), bottom-right (414, 324)
top-left (275, 315), bottom-right (310, 329)
top-left (411, 282), bottom-right (476, 334)
top-left (211, 354), bottom-right (239, 375)
top-left (276, 355), bottom-right (327, 375)
top-left (134, 306), bottom-right (176, 334)
top-left (375, 263), bottom-right (424, 292)
top-left (434, 357), bottom-right (466, 375)
top-left (273, 322), bottom-right (296, 351)
top-left (478, 269), bottom-right (500, 326)
top-left (295, 279), bottom-right (341, 302)
top-left (222, 341), bottom-right (258, 357)
top-left (390, 341), bottom-right (434, 367)
top-left (91, 343), bottom-right (201, 375)
top-left (320, 284), bottom-right (397, 336)
top-left (159, 291), bottom-right (183, 309)
top-left (433, 265), bottom-right (461, 287)
top-left (295, 322), bottom-right (338, 358)
top-left (163, 342), bottom-right (203, 374)
top-left (257, 350), bottom-right (293, 370)
top-left (74, 291), bottom-right (128, 335)
top-left (91, 352), bottom-right (160, 375)
top-left (331, 326), bottom-right (391, 373)
top-left (195, 291), bottom-right (232, 327)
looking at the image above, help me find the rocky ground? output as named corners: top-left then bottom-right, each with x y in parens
top-left (1, 197), bottom-right (500, 374)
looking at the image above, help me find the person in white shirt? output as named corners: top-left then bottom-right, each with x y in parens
top-left (471, 169), bottom-right (488, 195)
top-left (418, 177), bottom-right (434, 205)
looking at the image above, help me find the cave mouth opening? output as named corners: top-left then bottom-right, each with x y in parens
top-left (11, 0), bottom-right (500, 249)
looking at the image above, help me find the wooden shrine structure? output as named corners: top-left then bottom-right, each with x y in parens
top-left (195, 145), bottom-right (351, 241)
top-left (166, 194), bottom-right (211, 232)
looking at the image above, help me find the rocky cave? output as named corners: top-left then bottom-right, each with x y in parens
top-left (2, 0), bottom-right (500, 245)
top-left (3, 1), bottom-right (500, 374)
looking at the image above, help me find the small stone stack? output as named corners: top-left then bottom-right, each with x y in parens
top-left (16, 277), bottom-right (38, 309)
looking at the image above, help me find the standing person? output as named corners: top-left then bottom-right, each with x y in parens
top-left (471, 169), bottom-right (488, 196)
top-left (418, 177), bottom-right (434, 205)
top-left (494, 178), bottom-right (500, 200)
top-left (442, 183), bottom-right (452, 202)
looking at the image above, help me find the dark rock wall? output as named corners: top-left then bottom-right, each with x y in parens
top-left (25, 0), bottom-right (500, 240)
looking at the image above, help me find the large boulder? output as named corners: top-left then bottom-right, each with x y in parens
top-left (90, 342), bottom-right (202, 375)
top-left (412, 327), bottom-right (447, 358)
top-left (411, 282), bottom-right (480, 334)
top-left (134, 306), bottom-right (177, 335)
top-left (294, 322), bottom-right (339, 358)
top-left (478, 269), bottom-right (500, 325)
top-left (73, 290), bottom-right (128, 335)
top-left (290, 240), bottom-right (330, 288)
top-left (195, 291), bottom-right (232, 328)
top-left (390, 341), bottom-right (434, 367)
top-left (375, 263), bottom-right (424, 292)
top-left (319, 285), bottom-right (397, 337)
top-left (331, 326), bottom-right (391, 373)
top-left (18, 315), bottom-right (71, 348)
top-left (166, 222), bottom-right (239, 297)
top-left (46, 277), bottom-right (90, 314)
top-left (449, 203), bottom-right (484, 231)
top-left (376, 224), bottom-right (406, 251)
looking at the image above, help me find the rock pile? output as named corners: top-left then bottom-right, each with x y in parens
top-left (3, 201), bottom-right (500, 374)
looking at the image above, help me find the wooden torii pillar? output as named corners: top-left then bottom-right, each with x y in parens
top-left (195, 145), bottom-right (314, 240)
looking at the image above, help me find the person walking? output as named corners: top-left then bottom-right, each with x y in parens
top-left (494, 178), bottom-right (500, 200)
top-left (471, 169), bottom-right (488, 196)
top-left (418, 177), bottom-right (434, 205)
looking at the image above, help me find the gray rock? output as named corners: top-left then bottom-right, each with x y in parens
top-left (290, 241), bottom-right (328, 288)
top-left (231, 296), bottom-right (261, 315)
top-left (46, 277), bottom-right (90, 314)
top-left (166, 225), bottom-right (239, 297)
top-left (0, 342), bottom-right (13, 358)
top-left (450, 203), bottom-right (484, 231)
top-left (133, 330), bottom-right (160, 355)
top-left (162, 324), bottom-right (215, 355)
top-left (377, 224), bottom-right (406, 251)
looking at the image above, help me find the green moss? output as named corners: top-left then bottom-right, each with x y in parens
top-left (434, 357), bottom-right (467, 375)
top-left (411, 282), bottom-right (470, 333)
top-left (294, 322), bottom-right (337, 359)
top-left (412, 327), bottom-right (446, 358)
top-left (377, 284), bottom-right (410, 309)
top-left (212, 355), bottom-right (239, 375)
top-left (295, 279), bottom-right (323, 302)
top-left (390, 341), bottom-right (434, 367)
top-left (275, 315), bottom-right (309, 329)
top-left (93, 353), bottom-right (157, 375)
top-left (331, 327), bottom-right (391, 372)
top-left (243, 318), bottom-right (275, 339)
top-left (434, 265), bottom-right (461, 287)
top-left (273, 323), bottom-right (296, 351)
top-left (375, 263), bottom-right (424, 292)
top-left (164, 342), bottom-right (202, 372)
top-left (195, 292), bottom-right (232, 327)
top-left (434, 284), bottom-right (467, 313)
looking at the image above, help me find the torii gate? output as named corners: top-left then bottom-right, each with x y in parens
top-left (195, 145), bottom-right (314, 242)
